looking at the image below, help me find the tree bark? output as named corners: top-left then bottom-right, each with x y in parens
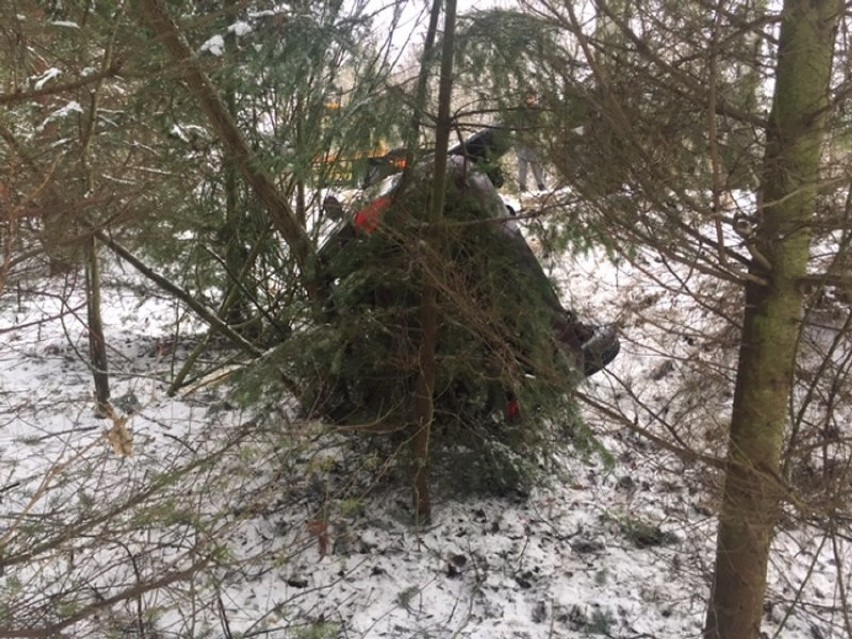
top-left (704, 1), bottom-right (841, 637)
top-left (411, 0), bottom-right (457, 523)
top-left (85, 235), bottom-right (110, 416)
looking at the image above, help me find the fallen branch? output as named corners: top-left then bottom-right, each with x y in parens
top-left (95, 230), bottom-right (262, 358)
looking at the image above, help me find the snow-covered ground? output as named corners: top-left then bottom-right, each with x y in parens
top-left (0, 213), bottom-right (849, 637)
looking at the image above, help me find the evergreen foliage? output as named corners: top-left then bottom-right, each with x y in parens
top-left (449, 5), bottom-right (768, 253)
top-left (264, 163), bottom-right (592, 494)
top-left (118, 1), bottom-right (409, 337)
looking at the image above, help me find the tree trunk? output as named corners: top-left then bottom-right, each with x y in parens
top-left (85, 235), bottom-right (110, 417)
top-left (220, 0), bottom-right (255, 332)
top-left (411, 0), bottom-right (457, 523)
top-left (704, 1), bottom-right (841, 637)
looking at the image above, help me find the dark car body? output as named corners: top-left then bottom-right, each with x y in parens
top-left (321, 129), bottom-right (619, 381)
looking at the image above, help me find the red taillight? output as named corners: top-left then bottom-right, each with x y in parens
top-left (505, 398), bottom-right (521, 422)
top-left (353, 196), bottom-right (393, 234)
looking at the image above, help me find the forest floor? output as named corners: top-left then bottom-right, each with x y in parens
top-left (1, 195), bottom-right (848, 638)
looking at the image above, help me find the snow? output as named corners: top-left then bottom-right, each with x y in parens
top-left (228, 20), bottom-right (253, 37)
top-left (49, 20), bottom-right (80, 29)
top-left (0, 205), bottom-right (849, 637)
top-left (168, 122), bottom-right (208, 143)
top-left (200, 21), bottom-right (252, 57)
top-left (200, 34), bottom-right (225, 57)
top-left (39, 100), bottom-right (83, 130)
top-left (31, 67), bottom-right (61, 90)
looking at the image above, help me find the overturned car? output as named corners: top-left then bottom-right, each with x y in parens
top-left (298, 129), bottom-right (618, 490)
